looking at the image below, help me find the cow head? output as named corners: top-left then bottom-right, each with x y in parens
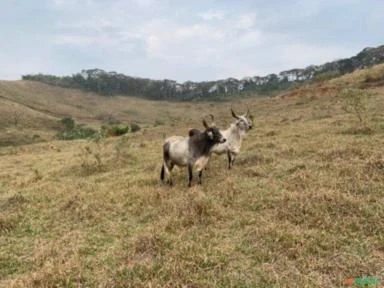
top-left (231, 108), bottom-right (253, 131)
top-left (203, 116), bottom-right (226, 144)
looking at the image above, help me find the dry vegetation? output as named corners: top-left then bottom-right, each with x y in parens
top-left (1, 68), bottom-right (384, 287)
top-left (330, 63), bottom-right (384, 88)
top-left (0, 80), bottom-right (220, 127)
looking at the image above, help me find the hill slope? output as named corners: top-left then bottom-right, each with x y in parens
top-left (1, 65), bottom-right (384, 287)
top-left (0, 80), bottom-right (239, 145)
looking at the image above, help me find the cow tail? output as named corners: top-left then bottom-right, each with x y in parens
top-left (160, 164), bottom-right (165, 181)
top-left (161, 142), bottom-right (170, 182)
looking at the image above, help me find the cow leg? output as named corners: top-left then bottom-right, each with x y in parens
top-left (227, 151), bottom-right (232, 169)
top-left (231, 153), bottom-right (236, 167)
top-left (188, 163), bottom-right (193, 187)
top-left (198, 170), bottom-right (203, 185)
top-left (162, 161), bottom-right (174, 186)
top-left (231, 154), bottom-right (236, 166)
top-left (167, 163), bottom-right (174, 186)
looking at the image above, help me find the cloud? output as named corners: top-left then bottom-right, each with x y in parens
top-left (49, 0), bottom-right (355, 82)
top-left (235, 13), bottom-right (257, 30)
top-left (198, 10), bottom-right (225, 21)
top-left (0, 0), bottom-right (377, 81)
top-left (295, 0), bottom-right (321, 17)
top-left (175, 24), bottom-right (225, 40)
top-left (279, 43), bottom-right (357, 69)
top-left (49, 0), bottom-right (94, 9)
top-left (146, 35), bottom-right (162, 58)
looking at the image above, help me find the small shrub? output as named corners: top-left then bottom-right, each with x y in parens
top-left (91, 129), bottom-right (107, 143)
top-left (32, 169), bottom-right (43, 182)
top-left (57, 126), bottom-right (97, 140)
top-left (60, 117), bottom-right (75, 131)
top-left (130, 123), bottom-right (141, 133)
top-left (154, 119), bottom-right (165, 127)
top-left (79, 145), bottom-right (103, 175)
top-left (0, 215), bottom-right (18, 235)
top-left (338, 88), bottom-right (373, 128)
top-left (102, 124), bottom-right (130, 137)
top-left (12, 110), bottom-right (22, 127)
top-left (57, 118), bottom-right (97, 140)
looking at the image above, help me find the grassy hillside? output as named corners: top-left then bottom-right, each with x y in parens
top-left (330, 63), bottom-right (384, 88)
top-left (1, 69), bottom-right (384, 287)
top-left (0, 80), bottom-right (228, 126)
top-left (0, 80), bottom-right (236, 146)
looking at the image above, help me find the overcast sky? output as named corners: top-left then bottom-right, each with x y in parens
top-left (1, 0), bottom-right (383, 82)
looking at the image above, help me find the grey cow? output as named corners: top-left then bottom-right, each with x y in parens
top-left (160, 118), bottom-right (226, 187)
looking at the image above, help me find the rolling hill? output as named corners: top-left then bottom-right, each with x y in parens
top-left (0, 80), bottom-right (239, 146)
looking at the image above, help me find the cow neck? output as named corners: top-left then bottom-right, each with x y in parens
top-left (192, 131), bottom-right (215, 156)
top-left (229, 123), bottom-right (242, 140)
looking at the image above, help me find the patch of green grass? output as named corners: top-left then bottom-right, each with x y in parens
top-left (0, 256), bottom-right (22, 278)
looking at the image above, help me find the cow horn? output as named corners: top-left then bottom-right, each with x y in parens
top-left (208, 114), bottom-right (216, 126)
top-left (202, 118), bottom-right (209, 129)
top-left (246, 108), bottom-right (250, 117)
top-left (231, 108), bottom-right (239, 119)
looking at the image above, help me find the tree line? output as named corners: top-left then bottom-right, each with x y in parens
top-left (22, 69), bottom-right (293, 101)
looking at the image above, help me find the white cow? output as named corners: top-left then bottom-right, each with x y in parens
top-left (210, 108), bottom-right (253, 169)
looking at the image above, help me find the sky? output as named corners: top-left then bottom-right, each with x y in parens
top-left (1, 0), bottom-right (384, 82)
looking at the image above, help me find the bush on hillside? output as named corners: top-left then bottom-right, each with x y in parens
top-left (338, 88), bottom-right (373, 128)
top-left (60, 117), bottom-right (75, 131)
top-left (102, 124), bottom-right (130, 137)
top-left (57, 126), bottom-right (98, 140)
top-left (130, 123), bottom-right (141, 133)
top-left (57, 117), bottom-right (140, 140)
top-left (313, 71), bottom-right (340, 82)
top-left (101, 123), bottom-right (140, 137)
top-left (57, 117), bottom-right (97, 140)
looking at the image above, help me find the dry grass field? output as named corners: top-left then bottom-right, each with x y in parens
top-left (1, 70), bottom-right (384, 287)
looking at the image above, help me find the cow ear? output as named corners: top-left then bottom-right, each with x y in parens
top-left (207, 131), bottom-right (214, 139)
